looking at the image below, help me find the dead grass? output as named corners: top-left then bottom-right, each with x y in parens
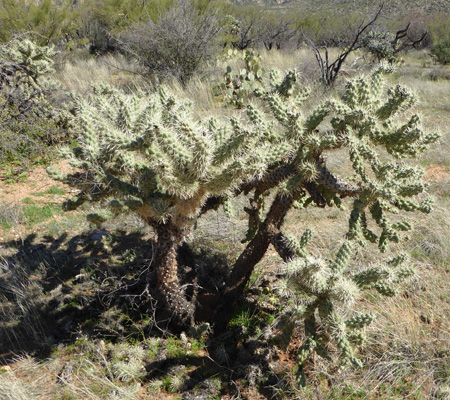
top-left (56, 54), bottom-right (144, 94)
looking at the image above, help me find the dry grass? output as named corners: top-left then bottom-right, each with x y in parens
top-left (0, 350), bottom-right (142, 400)
top-left (56, 54), bottom-right (144, 94)
top-left (0, 259), bottom-right (49, 353)
top-left (165, 75), bottom-right (220, 118)
top-left (0, 201), bottom-right (21, 230)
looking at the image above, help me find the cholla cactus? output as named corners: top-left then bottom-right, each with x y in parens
top-left (0, 39), bottom-right (68, 164)
top-left (278, 237), bottom-right (414, 380)
top-left (0, 38), bottom-right (56, 89)
top-left (51, 64), bottom-right (438, 334)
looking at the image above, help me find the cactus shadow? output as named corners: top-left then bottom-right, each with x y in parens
top-left (0, 228), bottom-right (160, 363)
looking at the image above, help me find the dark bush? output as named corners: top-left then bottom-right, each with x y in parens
top-left (430, 39), bottom-right (450, 64)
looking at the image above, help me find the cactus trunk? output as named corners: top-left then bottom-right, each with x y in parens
top-left (213, 192), bottom-right (297, 333)
top-left (154, 224), bottom-right (194, 324)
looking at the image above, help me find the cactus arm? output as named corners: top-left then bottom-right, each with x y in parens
top-left (237, 161), bottom-right (298, 195)
top-left (270, 230), bottom-right (298, 262)
top-left (316, 163), bottom-right (360, 198)
top-left (303, 181), bottom-right (326, 208)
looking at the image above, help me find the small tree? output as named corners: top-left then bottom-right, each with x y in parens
top-left (50, 64), bottom-right (438, 369)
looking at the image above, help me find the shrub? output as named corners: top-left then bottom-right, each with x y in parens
top-left (429, 13), bottom-right (450, 64)
top-left (118, 0), bottom-right (221, 84)
top-left (0, 0), bottom-right (79, 45)
top-left (77, 0), bottom-right (175, 54)
top-left (430, 39), bottom-right (450, 64)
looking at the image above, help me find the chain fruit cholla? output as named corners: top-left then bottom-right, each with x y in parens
top-left (49, 64), bottom-right (438, 368)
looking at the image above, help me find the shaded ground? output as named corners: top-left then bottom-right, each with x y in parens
top-left (0, 213), bottom-right (294, 399)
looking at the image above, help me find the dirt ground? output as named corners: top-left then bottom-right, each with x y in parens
top-left (0, 161), bottom-right (75, 205)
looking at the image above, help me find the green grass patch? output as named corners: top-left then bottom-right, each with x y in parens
top-left (22, 197), bottom-right (35, 204)
top-left (1, 168), bottom-right (27, 184)
top-left (1, 220), bottom-right (13, 230)
top-left (166, 337), bottom-right (187, 358)
top-left (22, 204), bottom-right (62, 226)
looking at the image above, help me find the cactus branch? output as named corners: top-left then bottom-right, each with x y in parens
top-left (213, 190), bottom-right (298, 332)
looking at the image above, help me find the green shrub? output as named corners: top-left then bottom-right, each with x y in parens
top-left (429, 14), bottom-right (450, 64)
top-left (430, 39), bottom-right (450, 64)
top-left (0, 0), bottom-right (79, 45)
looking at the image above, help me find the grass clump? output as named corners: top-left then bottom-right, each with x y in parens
top-left (22, 204), bottom-right (61, 227)
top-left (0, 202), bottom-right (21, 230)
top-left (32, 185), bottom-right (67, 197)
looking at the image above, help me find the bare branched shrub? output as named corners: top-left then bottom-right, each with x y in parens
top-left (118, 0), bottom-right (221, 84)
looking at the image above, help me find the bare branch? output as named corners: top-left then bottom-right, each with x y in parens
top-left (305, 5), bottom-right (383, 85)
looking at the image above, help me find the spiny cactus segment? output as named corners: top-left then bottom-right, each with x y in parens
top-left (278, 234), bottom-right (416, 375)
top-left (0, 39), bottom-right (56, 88)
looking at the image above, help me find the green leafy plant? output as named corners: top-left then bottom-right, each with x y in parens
top-left (431, 39), bottom-right (450, 64)
top-left (50, 62), bottom-right (438, 373)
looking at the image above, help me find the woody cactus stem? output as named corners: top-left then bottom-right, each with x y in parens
top-left (213, 191), bottom-right (298, 332)
top-left (152, 222), bottom-right (194, 324)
